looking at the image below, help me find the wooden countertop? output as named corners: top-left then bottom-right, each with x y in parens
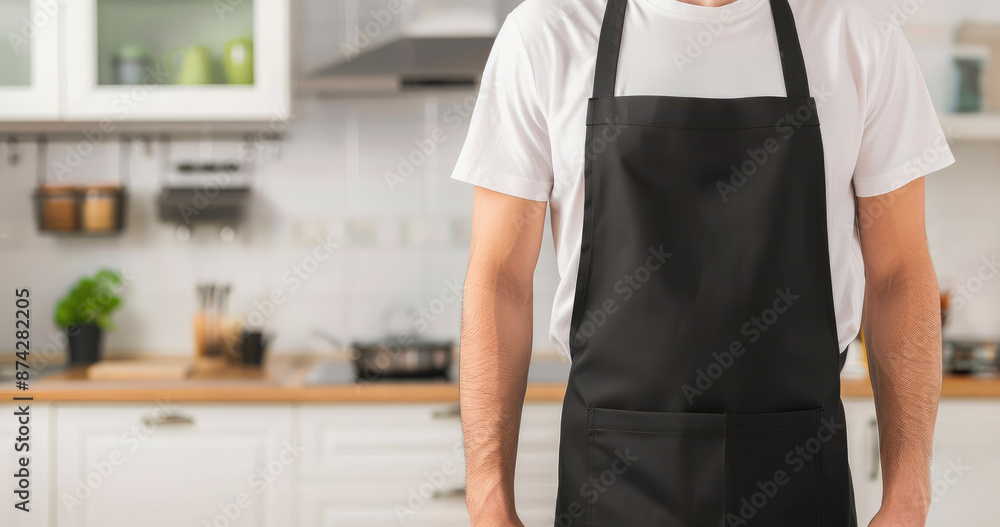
top-left (3, 357), bottom-right (999, 403)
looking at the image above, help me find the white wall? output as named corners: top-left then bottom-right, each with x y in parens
top-left (1, 0), bottom-right (999, 359)
top-left (0, 94), bottom-right (994, 359)
top-left (0, 94), bottom-right (561, 358)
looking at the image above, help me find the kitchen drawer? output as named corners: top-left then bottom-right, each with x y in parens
top-left (299, 483), bottom-right (556, 527)
top-left (297, 401), bottom-right (562, 522)
top-left (298, 403), bottom-right (465, 482)
top-left (298, 403), bottom-right (562, 481)
top-left (55, 403), bottom-right (294, 527)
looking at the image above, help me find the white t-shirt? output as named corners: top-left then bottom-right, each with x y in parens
top-left (452, 0), bottom-right (955, 359)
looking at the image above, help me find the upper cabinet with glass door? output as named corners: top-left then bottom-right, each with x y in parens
top-left (0, 0), bottom-right (60, 120)
top-left (64, 0), bottom-right (290, 121)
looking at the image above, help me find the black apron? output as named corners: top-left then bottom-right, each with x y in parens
top-left (554, 0), bottom-right (857, 525)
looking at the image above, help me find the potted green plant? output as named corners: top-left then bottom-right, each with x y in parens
top-left (54, 269), bottom-right (124, 364)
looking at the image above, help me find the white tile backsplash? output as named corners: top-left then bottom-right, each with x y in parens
top-left (926, 141), bottom-right (1000, 340)
top-left (0, 93), bottom-right (997, 358)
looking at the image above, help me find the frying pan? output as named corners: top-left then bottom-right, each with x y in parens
top-left (313, 330), bottom-right (453, 381)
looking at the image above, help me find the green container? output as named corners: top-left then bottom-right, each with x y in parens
top-left (223, 38), bottom-right (254, 85)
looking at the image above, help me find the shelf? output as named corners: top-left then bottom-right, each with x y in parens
top-left (95, 0), bottom-right (254, 87)
top-left (939, 113), bottom-right (1000, 141)
top-left (62, 0), bottom-right (290, 122)
top-left (33, 186), bottom-right (128, 236)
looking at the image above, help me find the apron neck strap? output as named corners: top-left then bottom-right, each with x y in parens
top-left (592, 0), bottom-right (629, 100)
top-left (592, 0), bottom-right (812, 99)
top-left (769, 0), bottom-right (810, 98)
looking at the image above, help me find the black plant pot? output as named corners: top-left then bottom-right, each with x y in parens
top-left (67, 324), bottom-right (104, 365)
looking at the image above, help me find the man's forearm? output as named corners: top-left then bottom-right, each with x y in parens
top-left (863, 263), bottom-right (942, 515)
top-left (459, 275), bottom-right (533, 525)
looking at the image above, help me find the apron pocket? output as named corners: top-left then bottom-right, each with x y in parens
top-left (724, 409), bottom-right (823, 526)
top-left (587, 407), bottom-right (727, 527)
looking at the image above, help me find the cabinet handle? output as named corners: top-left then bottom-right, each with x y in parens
top-left (432, 404), bottom-right (461, 420)
top-left (868, 417), bottom-right (880, 481)
top-left (142, 412), bottom-right (195, 427)
top-left (432, 486), bottom-right (467, 500)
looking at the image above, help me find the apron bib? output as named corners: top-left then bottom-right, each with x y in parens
top-left (555, 0), bottom-right (858, 525)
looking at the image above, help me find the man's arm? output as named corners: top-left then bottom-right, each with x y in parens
top-left (460, 186), bottom-right (547, 526)
top-left (857, 178), bottom-right (942, 526)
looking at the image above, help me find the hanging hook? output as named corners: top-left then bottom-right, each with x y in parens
top-left (119, 135), bottom-right (132, 187)
top-left (140, 135), bottom-right (153, 157)
top-left (35, 135), bottom-right (48, 187)
top-left (6, 136), bottom-right (19, 166)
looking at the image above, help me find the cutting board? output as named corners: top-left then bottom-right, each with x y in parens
top-left (87, 359), bottom-right (193, 381)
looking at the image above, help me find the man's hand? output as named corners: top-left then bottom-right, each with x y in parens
top-left (460, 187), bottom-right (547, 526)
top-left (858, 178), bottom-right (941, 527)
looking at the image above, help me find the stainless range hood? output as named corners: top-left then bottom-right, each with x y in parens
top-left (300, 0), bottom-right (504, 94)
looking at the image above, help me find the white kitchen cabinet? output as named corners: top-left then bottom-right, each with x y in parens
top-left (298, 402), bottom-right (466, 485)
top-left (55, 403), bottom-right (294, 527)
top-left (512, 403), bottom-right (561, 526)
top-left (0, 0), bottom-right (60, 120)
top-left (0, 403), bottom-right (52, 527)
top-left (844, 398), bottom-right (882, 525)
top-left (846, 398), bottom-right (1000, 527)
top-left (926, 400), bottom-right (1000, 527)
top-left (298, 482), bottom-right (556, 527)
top-left (297, 402), bottom-right (561, 527)
top-left (63, 0), bottom-right (290, 121)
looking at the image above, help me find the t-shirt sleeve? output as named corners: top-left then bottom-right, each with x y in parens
top-left (852, 25), bottom-right (955, 198)
top-left (450, 17), bottom-right (554, 202)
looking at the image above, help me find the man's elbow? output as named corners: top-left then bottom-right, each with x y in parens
top-left (464, 260), bottom-right (534, 309)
